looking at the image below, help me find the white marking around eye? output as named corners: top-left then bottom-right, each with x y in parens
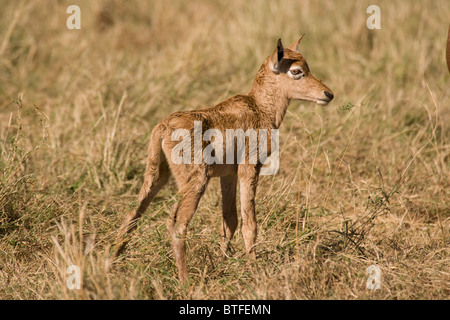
top-left (288, 67), bottom-right (304, 79)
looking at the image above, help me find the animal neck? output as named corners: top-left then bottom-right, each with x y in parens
top-left (248, 62), bottom-right (291, 129)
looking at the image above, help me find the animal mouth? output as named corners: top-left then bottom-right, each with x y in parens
top-left (315, 98), bottom-right (331, 106)
top-left (301, 96), bottom-right (332, 106)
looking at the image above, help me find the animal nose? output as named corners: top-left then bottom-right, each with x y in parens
top-left (324, 91), bottom-right (334, 100)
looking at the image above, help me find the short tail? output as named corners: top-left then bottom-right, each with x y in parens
top-left (137, 123), bottom-right (166, 204)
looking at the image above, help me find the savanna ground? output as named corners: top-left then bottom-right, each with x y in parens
top-left (0, 0), bottom-right (449, 300)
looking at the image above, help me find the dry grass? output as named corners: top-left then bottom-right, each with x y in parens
top-left (0, 0), bottom-right (449, 300)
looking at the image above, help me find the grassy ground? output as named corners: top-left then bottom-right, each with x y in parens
top-left (0, 0), bottom-right (448, 299)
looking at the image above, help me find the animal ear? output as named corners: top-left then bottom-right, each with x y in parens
top-left (287, 34), bottom-right (305, 53)
top-left (270, 38), bottom-right (284, 74)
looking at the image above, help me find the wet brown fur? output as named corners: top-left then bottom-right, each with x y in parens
top-left (114, 36), bottom-right (333, 284)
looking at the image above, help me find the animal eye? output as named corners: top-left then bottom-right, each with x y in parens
top-left (290, 69), bottom-right (303, 76)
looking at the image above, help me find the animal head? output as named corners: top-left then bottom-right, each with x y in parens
top-left (268, 35), bottom-right (334, 106)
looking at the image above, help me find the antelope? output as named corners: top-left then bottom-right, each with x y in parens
top-left (114, 35), bottom-right (334, 284)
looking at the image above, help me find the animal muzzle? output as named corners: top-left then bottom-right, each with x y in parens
top-left (314, 90), bottom-right (334, 106)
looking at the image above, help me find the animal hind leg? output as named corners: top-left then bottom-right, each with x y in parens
top-left (114, 159), bottom-right (170, 258)
top-left (220, 174), bottom-right (238, 255)
top-left (166, 172), bottom-right (209, 284)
